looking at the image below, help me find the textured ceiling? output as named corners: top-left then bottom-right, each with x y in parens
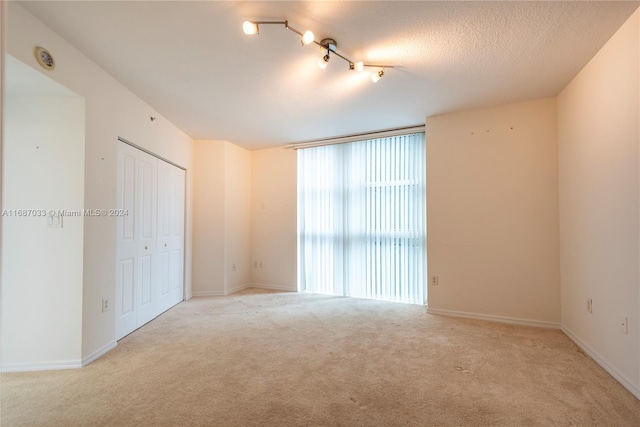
top-left (18, 1), bottom-right (640, 150)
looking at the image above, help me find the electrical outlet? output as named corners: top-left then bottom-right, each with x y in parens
top-left (102, 298), bottom-right (109, 313)
top-left (587, 298), bottom-right (593, 314)
top-left (619, 315), bottom-right (628, 334)
top-left (430, 275), bottom-right (438, 286)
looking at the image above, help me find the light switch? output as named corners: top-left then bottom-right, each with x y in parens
top-left (47, 212), bottom-right (62, 228)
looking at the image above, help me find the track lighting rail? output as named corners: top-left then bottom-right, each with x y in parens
top-left (242, 20), bottom-right (393, 81)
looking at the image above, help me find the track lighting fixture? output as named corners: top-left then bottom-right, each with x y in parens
top-left (242, 19), bottom-right (394, 81)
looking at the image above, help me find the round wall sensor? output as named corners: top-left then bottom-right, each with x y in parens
top-left (34, 46), bottom-right (55, 71)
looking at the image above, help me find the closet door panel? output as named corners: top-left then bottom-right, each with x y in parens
top-left (116, 143), bottom-right (138, 339)
top-left (157, 160), bottom-right (173, 311)
top-left (135, 151), bottom-right (158, 326)
top-left (169, 167), bottom-right (186, 306)
top-left (116, 141), bottom-right (185, 339)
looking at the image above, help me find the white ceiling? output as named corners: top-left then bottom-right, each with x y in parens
top-left (19, 1), bottom-right (639, 150)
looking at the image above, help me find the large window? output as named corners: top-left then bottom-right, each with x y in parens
top-left (298, 132), bottom-right (426, 304)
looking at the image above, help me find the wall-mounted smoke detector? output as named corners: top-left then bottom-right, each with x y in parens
top-left (34, 46), bottom-right (55, 71)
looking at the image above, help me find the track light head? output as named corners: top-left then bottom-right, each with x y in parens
top-left (318, 51), bottom-right (330, 69)
top-left (242, 21), bottom-right (259, 35)
top-left (371, 70), bottom-right (384, 83)
top-left (350, 61), bottom-right (365, 71)
top-left (302, 30), bottom-right (315, 45)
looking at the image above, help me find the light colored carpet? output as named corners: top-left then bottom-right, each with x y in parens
top-left (1, 288), bottom-right (639, 426)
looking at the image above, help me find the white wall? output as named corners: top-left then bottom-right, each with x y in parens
top-left (2, 58), bottom-right (85, 368)
top-left (6, 2), bottom-right (194, 365)
top-left (192, 140), bottom-right (226, 295)
top-left (225, 143), bottom-right (252, 293)
top-left (426, 98), bottom-right (560, 326)
top-left (192, 140), bottom-right (251, 295)
top-left (192, 143), bottom-right (295, 294)
top-left (558, 9), bottom-right (639, 397)
top-left (250, 147), bottom-right (297, 291)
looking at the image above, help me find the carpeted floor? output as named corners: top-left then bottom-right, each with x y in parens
top-left (1, 288), bottom-right (639, 426)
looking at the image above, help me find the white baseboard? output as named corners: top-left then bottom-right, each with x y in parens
top-left (225, 284), bottom-right (251, 295)
top-left (192, 284), bottom-right (251, 297)
top-left (1, 359), bottom-right (82, 373)
top-left (1, 340), bottom-right (118, 372)
top-left (561, 325), bottom-right (640, 400)
top-left (192, 283), bottom-right (295, 297)
top-left (249, 283), bottom-right (297, 292)
top-left (82, 340), bottom-right (117, 367)
top-left (191, 290), bottom-right (226, 297)
top-left (426, 307), bottom-right (561, 329)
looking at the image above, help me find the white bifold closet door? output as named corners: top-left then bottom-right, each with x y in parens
top-left (116, 141), bottom-right (185, 340)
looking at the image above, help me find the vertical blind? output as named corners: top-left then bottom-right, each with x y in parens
top-left (297, 132), bottom-right (426, 304)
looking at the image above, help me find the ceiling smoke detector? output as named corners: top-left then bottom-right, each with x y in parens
top-left (34, 46), bottom-right (55, 71)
